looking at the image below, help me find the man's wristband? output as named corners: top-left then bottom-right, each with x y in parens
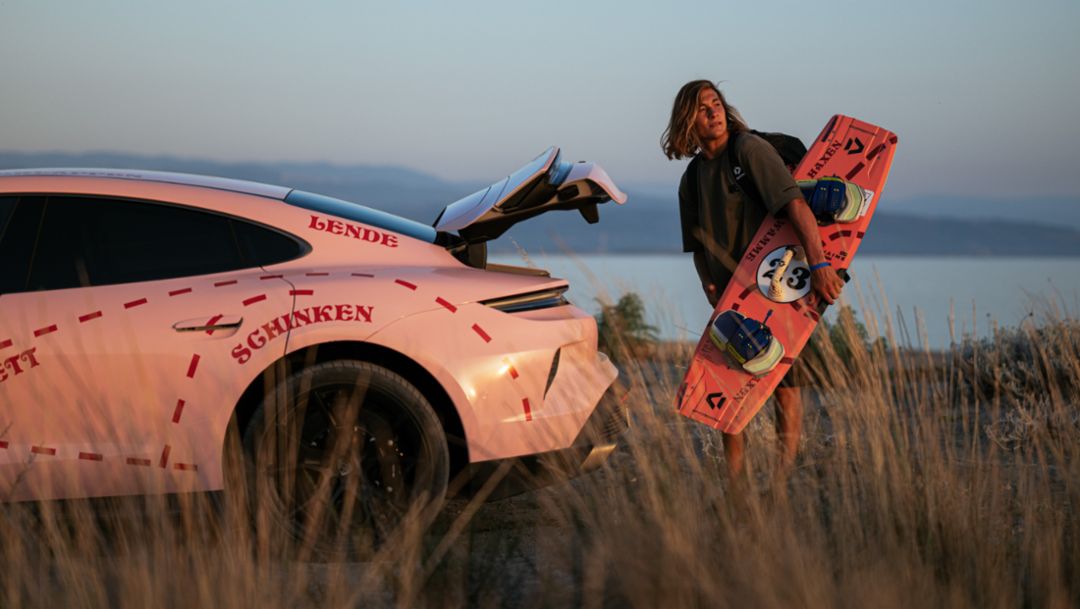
top-left (809, 261), bottom-right (831, 271)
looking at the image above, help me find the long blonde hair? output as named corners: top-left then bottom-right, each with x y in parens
top-left (661, 80), bottom-right (749, 160)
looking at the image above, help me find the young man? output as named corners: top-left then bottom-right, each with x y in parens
top-left (662, 80), bottom-right (843, 481)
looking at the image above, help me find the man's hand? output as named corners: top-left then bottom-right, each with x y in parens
top-left (810, 266), bottom-right (843, 306)
top-left (785, 197), bottom-right (846, 308)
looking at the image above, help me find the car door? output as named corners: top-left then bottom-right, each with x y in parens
top-left (0, 194), bottom-right (300, 501)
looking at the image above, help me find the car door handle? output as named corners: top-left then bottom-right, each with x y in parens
top-left (172, 315), bottom-right (243, 333)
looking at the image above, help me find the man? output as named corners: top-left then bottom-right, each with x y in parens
top-left (662, 80), bottom-right (843, 482)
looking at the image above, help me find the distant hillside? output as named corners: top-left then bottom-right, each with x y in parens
top-left (3, 151), bottom-right (1079, 256)
top-left (880, 195), bottom-right (1080, 231)
top-left (491, 202), bottom-right (1080, 257)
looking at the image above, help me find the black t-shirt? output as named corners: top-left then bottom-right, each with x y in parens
top-left (678, 132), bottom-right (802, 292)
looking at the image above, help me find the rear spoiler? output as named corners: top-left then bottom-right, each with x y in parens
top-left (433, 147), bottom-right (626, 245)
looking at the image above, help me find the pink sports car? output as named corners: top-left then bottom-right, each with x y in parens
top-left (0, 148), bottom-right (626, 545)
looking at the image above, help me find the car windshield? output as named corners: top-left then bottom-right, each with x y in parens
top-left (284, 190), bottom-right (437, 244)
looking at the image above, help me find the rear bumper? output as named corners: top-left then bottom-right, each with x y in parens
top-left (366, 300), bottom-right (620, 463)
top-left (454, 384), bottom-right (630, 500)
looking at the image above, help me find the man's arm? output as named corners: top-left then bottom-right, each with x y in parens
top-left (693, 250), bottom-right (718, 306)
top-left (785, 197), bottom-right (844, 305)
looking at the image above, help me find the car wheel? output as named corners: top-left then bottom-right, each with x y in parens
top-left (240, 360), bottom-right (449, 557)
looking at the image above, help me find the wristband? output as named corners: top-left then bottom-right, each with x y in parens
top-left (808, 261), bottom-right (831, 271)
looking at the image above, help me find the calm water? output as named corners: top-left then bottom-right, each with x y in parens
top-left (489, 254), bottom-right (1080, 348)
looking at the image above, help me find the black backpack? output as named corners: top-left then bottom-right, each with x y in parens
top-left (727, 129), bottom-right (807, 207)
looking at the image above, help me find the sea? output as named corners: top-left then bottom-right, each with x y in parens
top-left (489, 254), bottom-right (1080, 349)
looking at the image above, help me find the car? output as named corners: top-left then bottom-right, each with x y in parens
top-left (0, 148), bottom-right (627, 549)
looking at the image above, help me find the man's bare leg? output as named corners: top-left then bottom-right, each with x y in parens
top-left (721, 431), bottom-right (745, 478)
top-left (773, 386), bottom-right (804, 476)
top-left (722, 431), bottom-right (746, 492)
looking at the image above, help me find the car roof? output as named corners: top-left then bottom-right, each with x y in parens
top-left (0, 168), bottom-right (292, 200)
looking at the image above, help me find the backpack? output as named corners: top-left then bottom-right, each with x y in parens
top-left (727, 129), bottom-right (808, 207)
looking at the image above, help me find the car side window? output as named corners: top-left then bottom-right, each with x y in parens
top-left (0, 197), bottom-right (46, 294)
top-left (0, 196), bottom-right (16, 237)
top-left (28, 196), bottom-right (247, 291)
top-left (232, 219), bottom-right (305, 267)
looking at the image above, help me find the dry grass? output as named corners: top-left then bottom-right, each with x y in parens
top-left (2, 306), bottom-right (1078, 609)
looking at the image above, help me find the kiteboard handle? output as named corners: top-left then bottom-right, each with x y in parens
top-left (768, 247), bottom-right (796, 300)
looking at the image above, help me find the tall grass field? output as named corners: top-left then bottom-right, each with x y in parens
top-left (1, 300), bottom-right (1076, 608)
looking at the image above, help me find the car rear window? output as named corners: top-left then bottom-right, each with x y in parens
top-left (284, 190), bottom-right (436, 244)
top-left (233, 219), bottom-right (307, 267)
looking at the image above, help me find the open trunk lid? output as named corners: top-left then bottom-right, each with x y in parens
top-left (433, 147), bottom-right (626, 245)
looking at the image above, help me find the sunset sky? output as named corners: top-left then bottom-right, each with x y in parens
top-left (3, 0), bottom-right (1078, 199)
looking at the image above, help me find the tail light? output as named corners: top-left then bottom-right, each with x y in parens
top-left (480, 287), bottom-right (569, 313)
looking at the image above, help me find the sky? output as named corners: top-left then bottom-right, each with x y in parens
top-left (2, 0), bottom-right (1079, 200)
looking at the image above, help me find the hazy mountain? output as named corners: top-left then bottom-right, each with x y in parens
top-left (491, 201), bottom-right (1080, 257)
top-left (0, 151), bottom-right (478, 224)
top-left (3, 151), bottom-right (1078, 256)
top-left (880, 195), bottom-right (1080, 231)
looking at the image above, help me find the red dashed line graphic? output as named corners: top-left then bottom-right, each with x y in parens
top-left (203, 314), bottom-right (224, 335)
top-left (845, 162), bottom-right (865, 180)
top-left (738, 287), bottom-right (753, 300)
top-left (7, 269), bottom-right (550, 481)
top-left (186, 354), bottom-right (201, 378)
top-left (172, 399), bottom-right (186, 424)
top-left (820, 116), bottom-right (838, 143)
top-left (856, 231), bottom-right (865, 239)
top-left (828, 231), bottom-right (843, 241)
top-left (731, 302), bottom-right (741, 311)
top-left (471, 324), bottom-right (492, 343)
top-left (867, 143), bottom-right (886, 160)
top-left (780, 357), bottom-right (795, 365)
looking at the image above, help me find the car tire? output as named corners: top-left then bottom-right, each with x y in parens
top-left (239, 359), bottom-right (449, 558)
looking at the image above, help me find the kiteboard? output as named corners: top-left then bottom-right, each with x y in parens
top-left (676, 115), bottom-right (897, 434)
